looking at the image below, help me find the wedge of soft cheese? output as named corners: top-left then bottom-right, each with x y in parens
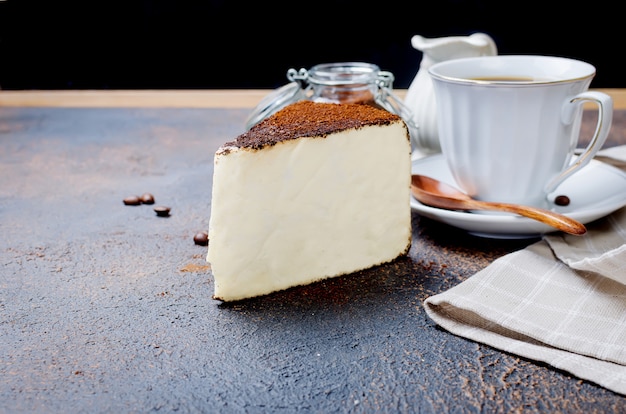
top-left (207, 101), bottom-right (411, 301)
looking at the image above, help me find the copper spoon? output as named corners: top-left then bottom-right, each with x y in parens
top-left (411, 174), bottom-right (586, 236)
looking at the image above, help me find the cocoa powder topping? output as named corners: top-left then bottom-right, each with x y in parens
top-left (227, 101), bottom-right (402, 150)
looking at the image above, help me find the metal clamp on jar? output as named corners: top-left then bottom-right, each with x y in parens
top-left (245, 62), bottom-right (420, 152)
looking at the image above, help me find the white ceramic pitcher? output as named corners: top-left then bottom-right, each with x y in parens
top-left (405, 33), bottom-right (497, 154)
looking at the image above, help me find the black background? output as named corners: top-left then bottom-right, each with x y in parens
top-left (0, 0), bottom-right (621, 90)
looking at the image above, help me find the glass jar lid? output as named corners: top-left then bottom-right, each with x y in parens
top-left (305, 62), bottom-right (381, 86)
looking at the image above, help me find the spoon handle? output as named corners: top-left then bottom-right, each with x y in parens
top-left (467, 200), bottom-right (587, 235)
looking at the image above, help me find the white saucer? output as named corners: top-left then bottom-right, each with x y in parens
top-left (411, 154), bottom-right (626, 238)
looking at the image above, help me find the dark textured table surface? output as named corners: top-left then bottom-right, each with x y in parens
top-left (1, 106), bottom-right (626, 413)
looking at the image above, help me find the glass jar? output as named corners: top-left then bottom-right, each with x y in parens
top-left (245, 62), bottom-right (419, 150)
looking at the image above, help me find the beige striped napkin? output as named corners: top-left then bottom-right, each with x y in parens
top-left (424, 146), bottom-right (626, 395)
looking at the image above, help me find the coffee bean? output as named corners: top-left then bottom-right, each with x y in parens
top-left (193, 231), bottom-right (209, 246)
top-left (123, 195), bottom-right (141, 206)
top-left (153, 206), bottom-right (171, 217)
top-left (554, 195), bottom-right (570, 206)
top-left (140, 193), bottom-right (155, 204)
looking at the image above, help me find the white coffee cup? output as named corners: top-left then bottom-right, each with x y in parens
top-left (428, 55), bottom-right (613, 208)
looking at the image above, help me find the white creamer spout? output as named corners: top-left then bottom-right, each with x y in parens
top-left (405, 33), bottom-right (497, 156)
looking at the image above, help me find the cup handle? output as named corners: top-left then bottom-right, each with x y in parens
top-left (545, 91), bottom-right (613, 193)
